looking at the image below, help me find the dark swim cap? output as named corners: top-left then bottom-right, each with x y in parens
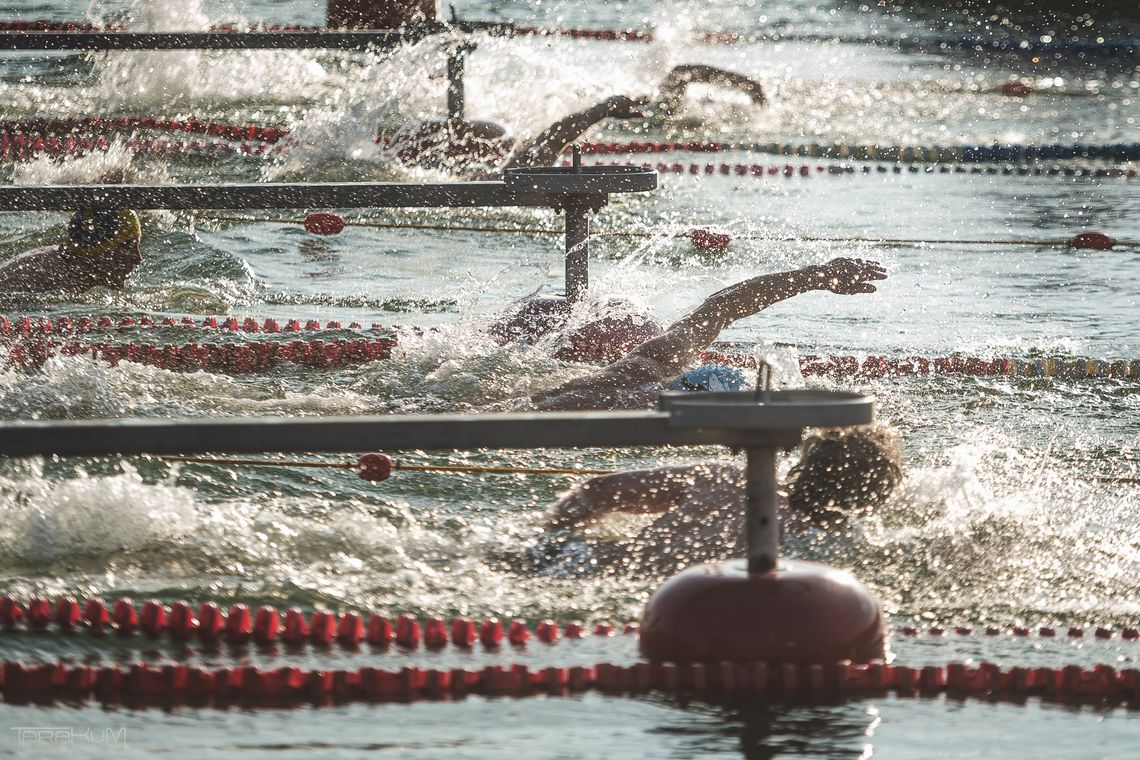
top-left (62, 210), bottom-right (140, 256)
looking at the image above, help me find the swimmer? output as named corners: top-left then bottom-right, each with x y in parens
top-left (0, 209), bottom-right (142, 294)
top-left (527, 257), bottom-right (887, 411)
top-left (391, 64), bottom-right (767, 173)
top-left (528, 425), bottom-right (903, 577)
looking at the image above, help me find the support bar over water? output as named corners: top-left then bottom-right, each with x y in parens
top-left (0, 168), bottom-right (656, 302)
top-left (0, 411), bottom-right (803, 458)
top-left (0, 182), bottom-right (590, 211)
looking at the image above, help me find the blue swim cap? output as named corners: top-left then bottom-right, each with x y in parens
top-left (669, 364), bottom-right (747, 392)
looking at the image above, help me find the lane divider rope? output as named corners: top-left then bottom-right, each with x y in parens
top-left (564, 159), bottom-right (1139, 180)
top-left (2, 658), bottom-right (1138, 707)
top-left (3, 337), bottom-right (396, 373)
top-left (3, 332), bottom-right (1140, 382)
top-left (1, 597), bottom-right (1136, 649)
top-left (193, 213), bottom-right (1137, 251)
top-left (576, 140), bottom-right (1140, 163)
top-left (0, 315), bottom-right (395, 335)
top-left (702, 351), bottom-right (1140, 380)
top-left (0, 597), bottom-right (632, 648)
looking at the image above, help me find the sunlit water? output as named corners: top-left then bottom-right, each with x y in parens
top-left (0, 0), bottom-right (1137, 757)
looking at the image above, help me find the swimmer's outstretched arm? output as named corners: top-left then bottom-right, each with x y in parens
top-left (546, 462), bottom-right (741, 528)
top-left (655, 64), bottom-right (767, 116)
top-left (625, 257), bottom-right (887, 381)
top-left (506, 95), bottom-right (650, 169)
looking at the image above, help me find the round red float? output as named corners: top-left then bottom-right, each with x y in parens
top-left (999, 81), bottom-right (1034, 97)
top-left (690, 228), bottom-right (731, 252)
top-left (358, 453), bottom-right (393, 482)
top-left (639, 558), bottom-right (884, 663)
top-left (303, 212), bottom-right (346, 236)
top-left (1070, 231), bottom-right (1115, 250)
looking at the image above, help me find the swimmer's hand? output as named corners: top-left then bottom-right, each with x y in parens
top-left (812, 258), bottom-right (888, 294)
top-left (604, 95), bottom-right (652, 119)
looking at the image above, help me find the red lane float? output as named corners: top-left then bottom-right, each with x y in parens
top-left (2, 658), bottom-right (1138, 707)
top-left (640, 559), bottom-right (886, 664)
top-left (0, 116), bottom-right (288, 143)
top-left (0, 314), bottom-right (399, 336)
top-left (1070, 231), bottom-right (1115, 250)
top-left (4, 596), bottom-right (1133, 650)
top-left (303, 212), bottom-right (347, 235)
top-left (0, 596), bottom-right (635, 649)
top-left (3, 337), bottom-right (397, 373)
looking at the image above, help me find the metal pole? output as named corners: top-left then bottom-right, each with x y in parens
top-left (564, 197), bottom-right (589, 302)
top-left (446, 48), bottom-right (465, 122)
top-left (745, 447), bottom-right (779, 574)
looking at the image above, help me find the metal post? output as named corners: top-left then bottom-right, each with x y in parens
top-left (564, 197), bottom-right (589, 302)
top-left (446, 47), bottom-right (465, 122)
top-left (745, 447), bottom-right (779, 574)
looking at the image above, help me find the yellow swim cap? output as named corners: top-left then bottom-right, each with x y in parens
top-left (62, 209), bottom-right (141, 256)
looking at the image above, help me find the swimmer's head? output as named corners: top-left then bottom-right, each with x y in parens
top-left (667, 364), bottom-right (747, 392)
top-left (61, 209), bottom-right (142, 286)
top-left (487, 295), bottom-right (572, 345)
top-left (489, 294), bottom-right (663, 364)
top-left (63, 209), bottom-right (140, 255)
top-left (395, 119), bottom-right (512, 166)
top-left (787, 425), bottom-right (902, 518)
top-left (554, 301), bottom-right (664, 364)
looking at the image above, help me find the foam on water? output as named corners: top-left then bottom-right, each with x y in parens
top-left (9, 137), bottom-right (171, 190)
top-left (0, 461), bottom-right (195, 564)
top-left (86, 0), bottom-right (330, 109)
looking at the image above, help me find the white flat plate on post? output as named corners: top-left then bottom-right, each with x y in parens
top-left (504, 166), bottom-right (658, 194)
top-left (661, 390), bottom-right (875, 431)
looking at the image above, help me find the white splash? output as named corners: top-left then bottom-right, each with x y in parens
top-left (90, 0), bottom-right (329, 109)
top-left (0, 462), bottom-right (196, 562)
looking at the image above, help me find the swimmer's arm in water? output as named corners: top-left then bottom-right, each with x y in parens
top-left (506, 95), bottom-right (651, 169)
top-left (546, 462), bottom-right (741, 528)
top-left (530, 258), bottom-right (886, 410)
top-left (618, 257), bottom-right (888, 382)
top-left (655, 64), bottom-right (767, 116)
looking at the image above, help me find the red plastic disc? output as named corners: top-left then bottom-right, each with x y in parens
top-left (1070, 231), bottom-right (1115, 250)
top-left (304, 212), bottom-right (346, 236)
top-left (690, 228), bottom-right (731, 252)
top-left (358, 453), bottom-right (394, 482)
top-left (999, 81), bottom-right (1034, 97)
top-left (639, 558), bottom-right (885, 663)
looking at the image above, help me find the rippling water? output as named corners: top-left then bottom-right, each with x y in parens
top-left (0, 0), bottom-right (1137, 757)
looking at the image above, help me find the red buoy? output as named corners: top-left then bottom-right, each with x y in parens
top-left (1070, 231), bottom-right (1115, 250)
top-left (690, 228), bottom-right (731, 252)
top-left (304, 212), bottom-right (346, 236)
top-left (999, 80), bottom-right (1034, 97)
top-left (639, 559), bottom-right (885, 663)
top-left (358, 453), bottom-right (394, 482)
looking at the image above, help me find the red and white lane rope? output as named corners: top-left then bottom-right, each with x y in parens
top-left (2, 658), bottom-right (1138, 707)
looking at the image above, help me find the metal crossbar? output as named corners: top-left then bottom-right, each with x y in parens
top-left (0, 182), bottom-right (592, 211)
top-left (0, 411), bottom-right (805, 458)
top-left (0, 21), bottom-right (518, 51)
